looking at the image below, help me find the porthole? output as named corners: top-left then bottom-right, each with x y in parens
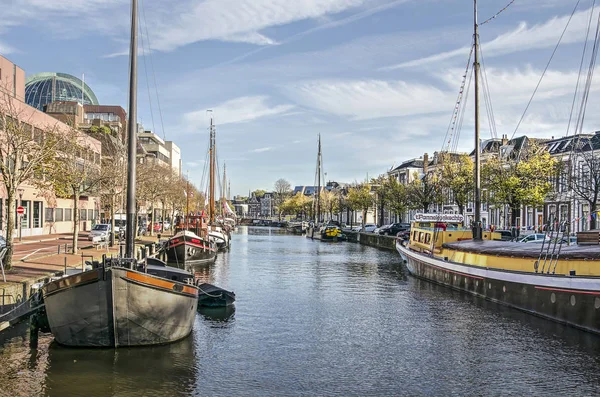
top-left (502, 286), bottom-right (506, 293)
top-left (595, 297), bottom-right (600, 309)
top-left (488, 283), bottom-right (492, 290)
top-left (550, 293), bottom-right (556, 303)
top-left (464, 277), bottom-right (468, 284)
top-left (475, 281), bottom-right (479, 288)
top-left (570, 295), bottom-right (576, 306)
top-left (454, 275), bottom-right (457, 281)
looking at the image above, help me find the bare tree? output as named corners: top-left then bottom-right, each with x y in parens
top-left (568, 136), bottom-right (600, 230)
top-left (44, 127), bottom-right (103, 253)
top-left (137, 159), bottom-right (173, 236)
top-left (273, 178), bottom-right (292, 221)
top-left (0, 87), bottom-right (60, 268)
top-left (88, 128), bottom-right (127, 246)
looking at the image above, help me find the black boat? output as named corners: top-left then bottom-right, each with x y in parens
top-left (197, 283), bottom-right (235, 307)
top-left (163, 230), bottom-right (217, 270)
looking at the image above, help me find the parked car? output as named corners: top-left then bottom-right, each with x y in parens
top-left (362, 224), bottom-right (378, 233)
top-left (88, 224), bottom-right (111, 241)
top-left (378, 222), bottom-right (411, 236)
top-left (552, 235), bottom-right (577, 245)
top-left (373, 224), bottom-right (388, 234)
top-left (517, 233), bottom-right (549, 243)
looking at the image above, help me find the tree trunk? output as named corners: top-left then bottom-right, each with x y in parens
top-left (149, 204), bottom-right (155, 236)
top-left (110, 194), bottom-right (116, 247)
top-left (591, 201), bottom-right (598, 230)
top-left (72, 191), bottom-right (79, 254)
top-left (379, 198), bottom-right (384, 226)
top-left (362, 208), bottom-right (367, 230)
top-left (510, 204), bottom-right (519, 228)
top-left (458, 204), bottom-right (465, 227)
top-left (4, 193), bottom-right (16, 270)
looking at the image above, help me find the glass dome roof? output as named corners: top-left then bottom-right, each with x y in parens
top-left (25, 72), bottom-right (99, 111)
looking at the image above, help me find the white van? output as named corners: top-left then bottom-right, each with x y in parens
top-left (110, 214), bottom-right (127, 233)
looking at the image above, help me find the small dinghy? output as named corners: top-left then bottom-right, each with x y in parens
top-left (197, 283), bottom-right (236, 307)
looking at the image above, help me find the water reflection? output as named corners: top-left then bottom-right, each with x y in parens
top-left (44, 336), bottom-right (196, 397)
top-left (198, 305), bottom-right (236, 323)
top-left (1, 227), bottom-right (600, 396)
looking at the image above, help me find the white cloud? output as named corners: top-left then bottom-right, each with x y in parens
top-left (222, 32), bottom-right (279, 46)
top-left (0, 40), bottom-right (16, 55)
top-left (250, 147), bottom-right (273, 153)
top-left (183, 96), bottom-right (294, 126)
top-left (150, 0), bottom-right (366, 52)
top-left (383, 6), bottom-right (596, 70)
top-left (287, 79), bottom-right (452, 119)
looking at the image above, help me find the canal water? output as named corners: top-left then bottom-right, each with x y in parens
top-left (1, 226), bottom-right (600, 396)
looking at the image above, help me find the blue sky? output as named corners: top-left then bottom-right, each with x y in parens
top-left (1, 0), bottom-right (599, 196)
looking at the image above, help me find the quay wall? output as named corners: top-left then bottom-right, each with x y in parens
top-left (344, 231), bottom-right (396, 251)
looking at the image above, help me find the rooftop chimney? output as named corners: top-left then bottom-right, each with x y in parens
top-left (423, 153), bottom-right (429, 175)
top-left (501, 134), bottom-right (508, 146)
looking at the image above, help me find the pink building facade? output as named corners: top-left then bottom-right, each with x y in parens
top-left (0, 54), bottom-right (102, 238)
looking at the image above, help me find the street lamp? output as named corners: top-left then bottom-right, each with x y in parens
top-left (17, 188), bottom-right (24, 242)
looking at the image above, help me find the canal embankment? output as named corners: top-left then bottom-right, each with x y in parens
top-left (344, 230), bottom-right (397, 251)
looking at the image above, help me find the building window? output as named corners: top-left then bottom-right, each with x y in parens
top-left (88, 209), bottom-right (94, 222)
top-left (20, 200), bottom-right (30, 229)
top-left (45, 208), bottom-right (54, 222)
top-left (33, 201), bottom-right (42, 228)
top-left (64, 209), bottom-right (72, 222)
top-left (80, 209), bottom-right (87, 221)
top-left (55, 208), bottom-right (63, 222)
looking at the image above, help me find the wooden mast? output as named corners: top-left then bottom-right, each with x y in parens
top-left (316, 134), bottom-right (321, 224)
top-left (209, 115), bottom-right (216, 225)
top-left (125, 0), bottom-right (138, 258)
top-left (473, 0), bottom-right (482, 240)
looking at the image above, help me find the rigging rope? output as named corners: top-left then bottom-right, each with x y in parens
top-left (441, 41), bottom-right (474, 153)
top-left (574, 11), bottom-right (600, 136)
top-left (453, 67), bottom-right (474, 154)
top-left (566, 0), bottom-right (596, 136)
top-left (479, 46), bottom-right (498, 140)
top-left (140, 0), bottom-right (168, 140)
top-left (137, 4), bottom-right (156, 135)
top-left (480, 0), bottom-right (516, 26)
top-left (511, 0), bottom-right (582, 140)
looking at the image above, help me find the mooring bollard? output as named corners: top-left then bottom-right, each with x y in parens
top-left (29, 314), bottom-right (39, 349)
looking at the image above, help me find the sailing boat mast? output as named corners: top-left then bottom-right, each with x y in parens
top-left (473, 0), bottom-right (482, 240)
top-left (316, 134), bottom-right (321, 224)
top-left (125, 0), bottom-right (138, 258)
top-left (222, 163), bottom-right (227, 215)
top-left (209, 115), bottom-right (216, 225)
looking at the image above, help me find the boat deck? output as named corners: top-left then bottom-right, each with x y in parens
top-left (443, 240), bottom-right (600, 260)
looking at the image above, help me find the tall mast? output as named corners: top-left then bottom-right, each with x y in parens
top-left (209, 115), bottom-right (216, 225)
top-left (125, 0), bottom-right (138, 258)
top-left (316, 134), bottom-right (321, 224)
top-left (222, 162), bottom-right (227, 214)
top-left (185, 171), bottom-right (189, 224)
top-left (473, 0), bottom-right (482, 240)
